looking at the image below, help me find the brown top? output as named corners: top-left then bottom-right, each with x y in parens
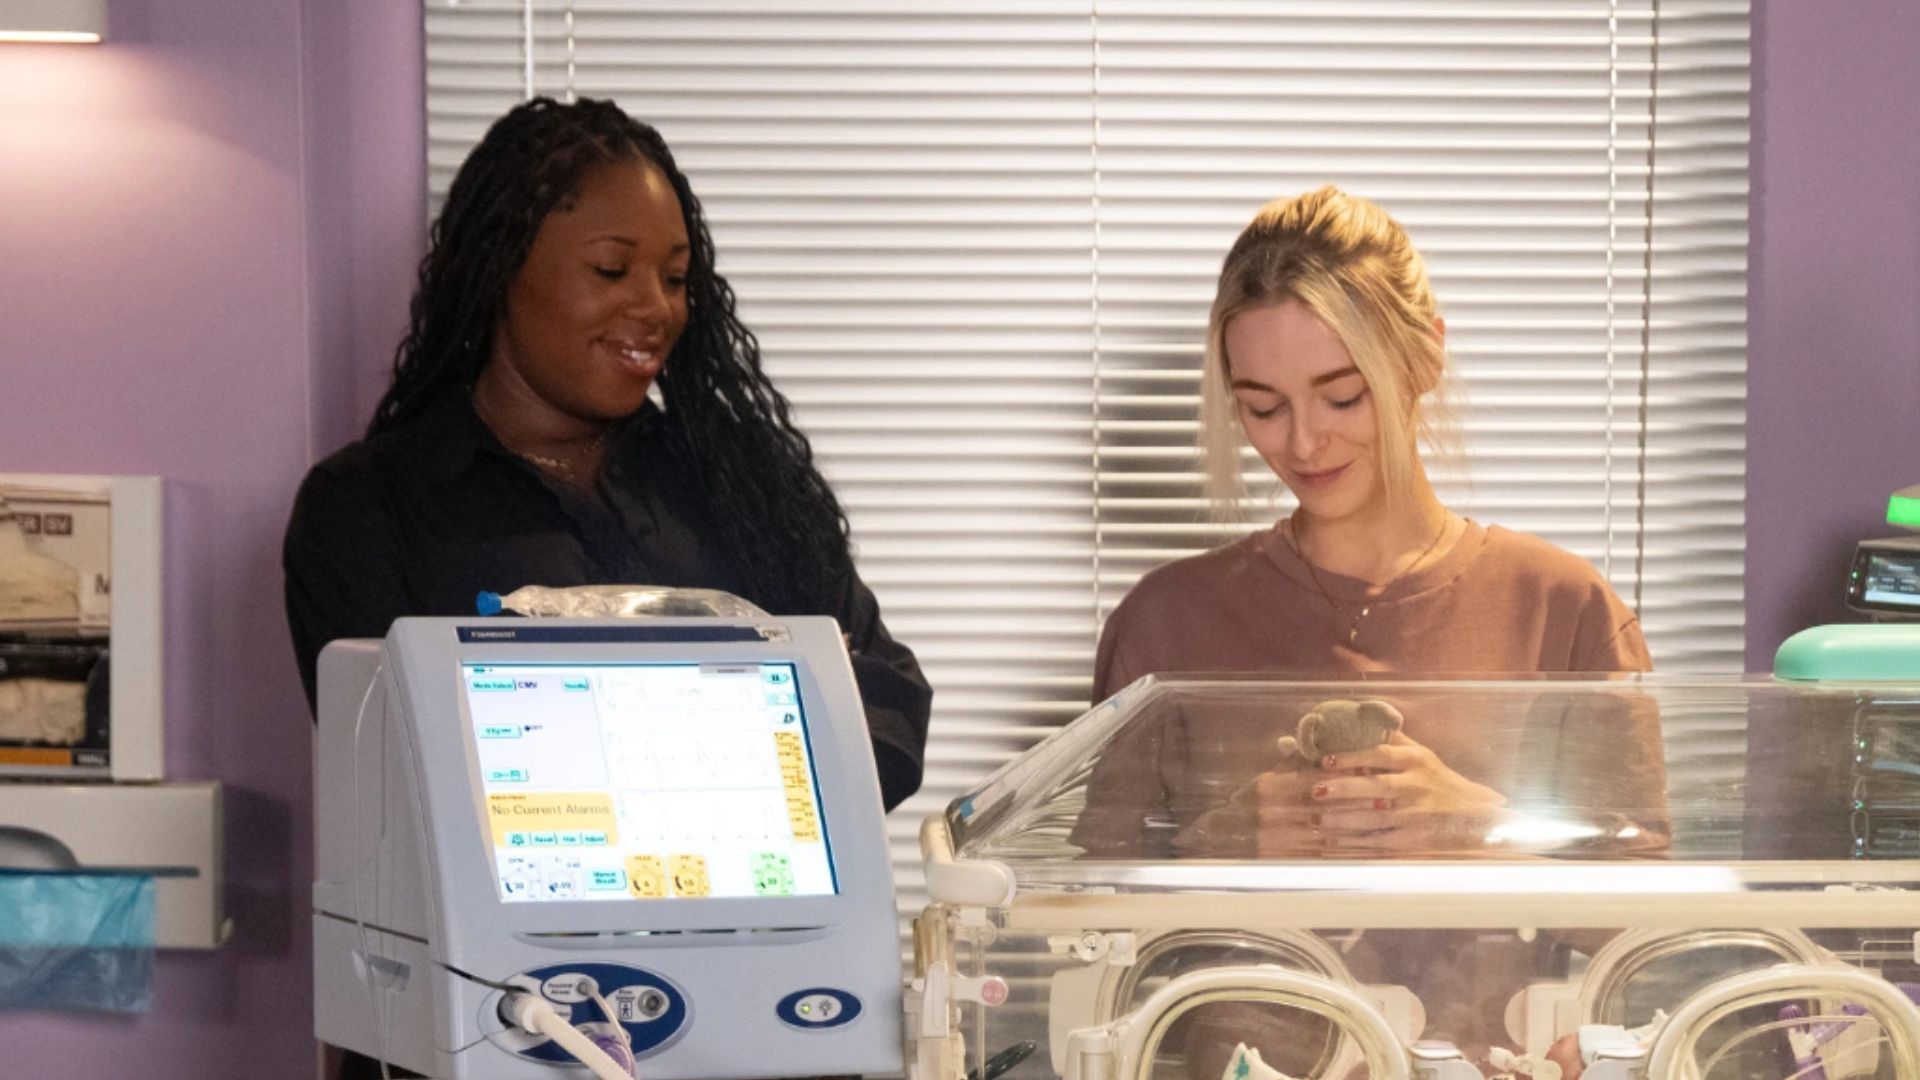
top-left (1076, 519), bottom-right (1664, 860)
top-left (1094, 519), bottom-right (1651, 702)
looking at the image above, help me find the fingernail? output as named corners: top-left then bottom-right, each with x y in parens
top-left (1352, 766), bottom-right (1369, 777)
top-left (1312, 784), bottom-right (1329, 800)
top-left (1374, 798), bottom-right (1389, 810)
top-left (1321, 755), bottom-right (1337, 770)
top-left (1309, 813), bottom-right (1322, 826)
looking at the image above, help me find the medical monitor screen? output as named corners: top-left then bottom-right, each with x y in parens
top-left (461, 661), bottom-right (837, 903)
top-left (1863, 551), bottom-right (1920, 610)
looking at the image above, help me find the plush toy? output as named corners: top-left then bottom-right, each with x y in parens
top-left (1219, 1043), bottom-right (1296, 1080)
top-left (1275, 698), bottom-right (1404, 764)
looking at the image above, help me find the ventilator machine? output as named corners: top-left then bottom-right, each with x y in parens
top-left (313, 616), bottom-right (902, 1078)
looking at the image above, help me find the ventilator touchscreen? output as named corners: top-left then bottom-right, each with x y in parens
top-left (462, 661), bottom-right (837, 903)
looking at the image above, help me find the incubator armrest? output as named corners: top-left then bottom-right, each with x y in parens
top-left (921, 814), bottom-right (1016, 907)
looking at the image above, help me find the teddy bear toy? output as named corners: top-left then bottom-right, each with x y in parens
top-left (1275, 698), bottom-right (1404, 763)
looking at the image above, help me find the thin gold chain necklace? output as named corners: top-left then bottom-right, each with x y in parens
top-left (471, 391), bottom-right (609, 485)
top-left (512, 434), bottom-right (607, 484)
top-left (1290, 515), bottom-right (1451, 645)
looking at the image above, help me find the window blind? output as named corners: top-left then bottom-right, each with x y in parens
top-left (424, 0), bottom-right (1749, 902)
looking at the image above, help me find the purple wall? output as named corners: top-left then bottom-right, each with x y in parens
top-left (1746, 0), bottom-right (1920, 668)
top-left (301, 0), bottom-right (427, 452)
top-left (0, 1), bottom-right (420, 1075)
top-left (0, 0), bottom-right (1912, 1075)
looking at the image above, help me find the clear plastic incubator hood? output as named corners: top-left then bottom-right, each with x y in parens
top-left (908, 675), bottom-right (1920, 1080)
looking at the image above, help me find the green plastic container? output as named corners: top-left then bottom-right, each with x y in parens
top-left (1888, 488), bottom-right (1920, 528)
top-left (1773, 623), bottom-right (1920, 681)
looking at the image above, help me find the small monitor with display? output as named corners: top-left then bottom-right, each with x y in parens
top-left (1848, 537), bottom-right (1920, 618)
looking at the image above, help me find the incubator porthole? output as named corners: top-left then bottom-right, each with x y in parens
top-left (1108, 933), bottom-right (1352, 1080)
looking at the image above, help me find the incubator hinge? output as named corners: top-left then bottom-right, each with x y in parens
top-left (906, 961), bottom-right (968, 1080)
top-left (910, 962), bottom-right (953, 1039)
top-left (1047, 931), bottom-right (1137, 967)
top-left (1062, 1027), bottom-right (1114, 1080)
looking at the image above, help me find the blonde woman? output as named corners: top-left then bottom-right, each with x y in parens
top-left (1085, 186), bottom-right (1658, 857)
top-left (1098, 185), bottom-right (1648, 699)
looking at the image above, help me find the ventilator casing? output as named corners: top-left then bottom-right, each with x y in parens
top-left (314, 617), bottom-right (903, 1078)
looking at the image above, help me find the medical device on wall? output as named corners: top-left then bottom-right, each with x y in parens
top-left (0, 473), bottom-right (163, 779)
top-left (0, 472), bottom-right (224, 962)
top-left (313, 616), bottom-right (903, 1078)
top-left (1845, 483), bottom-right (1920, 620)
top-left (909, 675), bottom-right (1920, 1080)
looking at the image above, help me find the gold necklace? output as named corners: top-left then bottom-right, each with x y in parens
top-left (471, 391), bottom-right (609, 485)
top-left (512, 431), bottom-right (607, 484)
top-left (1291, 515), bottom-right (1452, 645)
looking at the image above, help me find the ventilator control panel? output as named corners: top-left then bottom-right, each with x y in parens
top-left (462, 660), bottom-right (838, 903)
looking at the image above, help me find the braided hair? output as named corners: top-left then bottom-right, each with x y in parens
top-left (370, 96), bottom-right (853, 615)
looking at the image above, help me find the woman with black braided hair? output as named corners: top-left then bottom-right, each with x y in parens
top-left (284, 96), bottom-right (930, 816)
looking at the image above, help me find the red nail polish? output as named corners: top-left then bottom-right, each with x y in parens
top-left (1312, 784), bottom-right (1329, 800)
top-left (1374, 798), bottom-right (1389, 810)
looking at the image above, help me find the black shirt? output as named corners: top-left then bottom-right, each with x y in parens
top-left (282, 391), bottom-right (930, 809)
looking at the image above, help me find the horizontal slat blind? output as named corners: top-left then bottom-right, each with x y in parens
top-left (1088, 0), bottom-right (1749, 676)
top-left (424, 0), bottom-right (1749, 913)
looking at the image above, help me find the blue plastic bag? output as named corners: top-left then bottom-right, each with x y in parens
top-left (0, 871), bottom-right (155, 1012)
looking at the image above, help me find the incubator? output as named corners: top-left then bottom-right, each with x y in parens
top-left (911, 674), bottom-right (1920, 1080)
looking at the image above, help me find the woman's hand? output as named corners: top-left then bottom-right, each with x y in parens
top-left (1242, 763), bottom-right (1330, 858)
top-left (1253, 731), bottom-right (1510, 856)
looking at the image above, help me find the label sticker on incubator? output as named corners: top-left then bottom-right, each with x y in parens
top-left (463, 660), bottom-right (839, 902)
